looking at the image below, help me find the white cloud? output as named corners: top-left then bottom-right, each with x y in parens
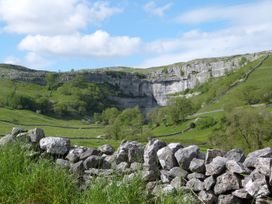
top-left (4, 56), bottom-right (22, 65)
top-left (177, 0), bottom-right (272, 25)
top-left (18, 30), bottom-right (142, 58)
top-left (139, 0), bottom-right (272, 67)
top-left (144, 1), bottom-right (172, 17)
top-left (0, 0), bottom-right (122, 34)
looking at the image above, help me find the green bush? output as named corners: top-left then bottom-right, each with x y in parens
top-left (196, 116), bottom-right (217, 130)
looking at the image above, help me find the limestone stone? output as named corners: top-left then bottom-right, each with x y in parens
top-left (157, 146), bottom-right (177, 170)
top-left (174, 145), bottom-right (199, 170)
top-left (39, 137), bottom-right (70, 155)
top-left (214, 172), bottom-right (241, 195)
top-left (189, 158), bottom-right (205, 173)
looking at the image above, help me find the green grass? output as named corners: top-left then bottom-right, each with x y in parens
top-left (0, 143), bottom-right (197, 204)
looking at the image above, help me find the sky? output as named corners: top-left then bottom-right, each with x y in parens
top-left (0, 0), bottom-right (272, 71)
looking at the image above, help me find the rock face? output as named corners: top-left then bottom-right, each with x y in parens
top-left (0, 51), bottom-right (267, 110)
top-left (3, 126), bottom-right (272, 204)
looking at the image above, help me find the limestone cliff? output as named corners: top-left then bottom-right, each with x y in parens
top-left (0, 51), bottom-right (269, 110)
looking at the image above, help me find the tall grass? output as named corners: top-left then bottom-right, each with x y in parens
top-left (0, 143), bottom-right (195, 204)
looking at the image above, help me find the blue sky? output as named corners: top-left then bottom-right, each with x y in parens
top-left (0, 0), bottom-right (271, 71)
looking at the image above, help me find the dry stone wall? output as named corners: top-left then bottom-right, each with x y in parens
top-left (1, 127), bottom-right (272, 204)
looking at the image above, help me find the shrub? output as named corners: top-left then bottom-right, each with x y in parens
top-left (196, 116), bottom-right (217, 130)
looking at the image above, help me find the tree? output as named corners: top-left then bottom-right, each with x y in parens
top-left (106, 107), bottom-right (144, 140)
top-left (45, 73), bottom-right (57, 90)
top-left (166, 97), bottom-right (195, 125)
top-left (211, 107), bottom-right (272, 152)
top-left (101, 107), bottom-right (120, 125)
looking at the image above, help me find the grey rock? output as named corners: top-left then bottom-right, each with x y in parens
top-left (224, 148), bottom-right (245, 162)
top-left (197, 152), bottom-right (206, 160)
top-left (56, 159), bottom-right (70, 169)
top-left (70, 160), bottom-right (84, 175)
top-left (256, 198), bottom-right (272, 204)
top-left (245, 178), bottom-right (270, 198)
top-left (115, 149), bottom-right (128, 164)
top-left (16, 133), bottom-right (30, 143)
top-left (142, 169), bottom-right (160, 182)
top-left (218, 194), bottom-right (242, 204)
top-left (11, 127), bottom-right (25, 136)
top-left (255, 157), bottom-right (272, 176)
top-left (116, 162), bottom-right (129, 172)
top-left (157, 146), bottom-right (177, 170)
top-left (98, 144), bottom-right (114, 155)
top-left (169, 167), bottom-right (188, 179)
top-left (198, 190), bottom-right (217, 204)
top-left (117, 140), bottom-right (144, 163)
top-left (205, 149), bottom-right (225, 164)
top-left (244, 147), bottom-right (272, 168)
top-left (170, 176), bottom-right (185, 189)
top-left (130, 162), bottom-right (143, 171)
top-left (144, 139), bottom-right (166, 167)
top-left (186, 178), bottom-right (204, 192)
top-left (66, 147), bottom-right (85, 163)
top-left (146, 181), bottom-right (158, 193)
top-left (167, 143), bottom-right (183, 153)
top-left (0, 134), bottom-right (14, 146)
top-left (160, 170), bottom-right (171, 183)
top-left (162, 184), bottom-right (175, 194)
top-left (28, 128), bottom-right (44, 143)
top-left (226, 160), bottom-right (247, 174)
top-left (214, 172), bottom-right (241, 195)
top-left (79, 148), bottom-right (100, 160)
top-left (204, 176), bottom-right (215, 191)
top-left (83, 155), bottom-right (102, 169)
top-left (174, 145), bottom-right (199, 170)
top-left (189, 158), bottom-right (205, 173)
top-left (39, 137), bottom-right (70, 155)
top-left (187, 172), bottom-right (205, 180)
top-left (205, 156), bottom-right (227, 176)
top-left (232, 189), bottom-right (251, 199)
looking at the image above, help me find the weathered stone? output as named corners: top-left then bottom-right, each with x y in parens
top-left (115, 149), bottom-right (128, 164)
top-left (255, 157), bottom-right (272, 176)
top-left (169, 167), bottom-right (188, 179)
top-left (218, 194), bottom-right (242, 204)
top-left (28, 128), bottom-right (44, 143)
top-left (175, 145), bottom-right (199, 170)
top-left (197, 152), bottom-right (206, 160)
top-left (144, 139), bottom-right (166, 170)
top-left (116, 162), bottom-right (129, 172)
top-left (130, 162), bottom-right (143, 171)
top-left (256, 198), bottom-right (272, 204)
top-left (189, 158), bottom-right (205, 173)
top-left (244, 147), bottom-right (272, 169)
top-left (198, 190), bottom-right (217, 204)
top-left (98, 144), bottom-right (114, 155)
top-left (66, 147), bottom-right (85, 163)
top-left (226, 160), bottom-right (247, 174)
top-left (11, 127), bottom-right (25, 136)
top-left (16, 132), bottom-right (30, 143)
top-left (56, 159), bottom-right (70, 169)
top-left (146, 181), bottom-right (158, 193)
top-left (186, 178), bottom-right (204, 192)
top-left (117, 141), bottom-right (144, 164)
top-left (214, 172), bottom-right (241, 195)
top-left (205, 149), bottom-right (225, 164)
top-left (187, 172), bottom-right (205, 180)
top-left (224, 148), bottom-right (245, 162)
top-left (232, 189), bottom-right (251, 199)
top-left (39, 137), bottom-right (70, 155)
top-left (162, 184), bottom-right (175, 194)
top-left (205, 156), bottom-right (227, 176)
top-left (0, 134), bottom-right (14, 146)
top-left (79, 148), bottom-right (100, 160)
top-left (245, 178), bottom-right (270, 198)
top-left (142, 169), bottom-right (160, 182)
top-left (70, 161), bottom-right (84, 175)
top-left (83, 155), bottom-right (102, 169)
top-left (170, 176), bottom-right (185, 189)
top-left (204, 176), bottom-right (215, 191)
top-left (160, 170), bottom-right (171, 183)
top-left (157, 146), bottom-right (177, 170)
top-left (167, 143), bottom-right (183, 153)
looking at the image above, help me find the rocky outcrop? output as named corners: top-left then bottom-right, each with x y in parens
top-left (2, 126), bottom-right (272, 203)
top-left (0, 51), bottom-right (269, 110)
